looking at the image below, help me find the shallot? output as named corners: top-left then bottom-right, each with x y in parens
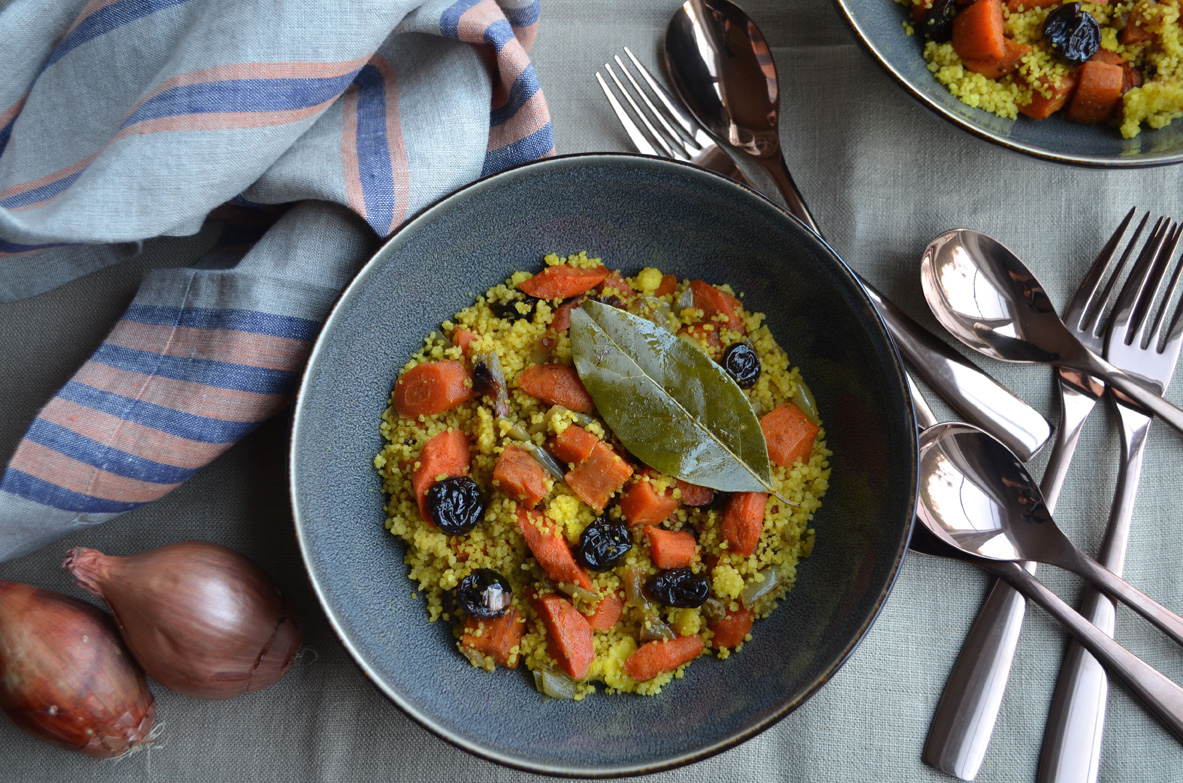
top-left (65, 541), bottom-right (303, 701)
top-left (0, 581), bottom-right (156, 758)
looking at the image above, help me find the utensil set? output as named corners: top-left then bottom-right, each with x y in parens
top-left (597, 1), bottom-right (1183, 777)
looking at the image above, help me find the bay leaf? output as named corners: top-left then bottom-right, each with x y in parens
top-left (569, 300), bottom-right (773, 494)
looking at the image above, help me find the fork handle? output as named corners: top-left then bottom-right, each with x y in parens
top-left (1078, 351), bottom-right (1183, 435)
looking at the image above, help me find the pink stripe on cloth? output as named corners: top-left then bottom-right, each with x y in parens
top-left (73, 362), bottom-right (289, 422)
top-left (10, 440), bottom-right (181, 503)
top-left (114, 104), bottom-right (332, 139)
top-left (340, 84), bottom-right (365, 222)
top-left (367, 56), bottom-right (409, 233)
top-left (0, 97), bottom-right (26, 131)
top-left (104, 322), bottom-right (311, 372)
top-left (0, 154), bottom-right (97, 204)
top-left (455, 0), bottom-right (506, 44)
top-left (61, 0), bottom-right (123, 37)
top-left (486, 89), bottom-right (549, 152)
top-left (514, 21), bottom-right (537, 54)
top-left (38, 398), bottom-right (229, 469)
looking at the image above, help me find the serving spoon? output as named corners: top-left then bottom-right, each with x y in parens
top-left (921, 229), bottom-right (1183, 434)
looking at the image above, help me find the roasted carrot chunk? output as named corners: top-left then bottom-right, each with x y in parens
top-left (620, 479), bottom-right (679, 526)
top-left (564, 442), bottom-right (634, 511)
top-left (688, 280), bottom-right (745, 333)
top-left (586, 592), bottom-right (625, 630)
top-left (493, 444), bottom-right (553, 508)
top-left (517, 509), bottom-right (593, 590)
top-left (1017, 70), bottom-right (1079, 120)
top-left (517, 364), bottom-right (595, 413)
top-left (550, 298), bottom-right (583, 332)
top-left (1066, 60), bottom-right (1124, 124)
top-left (411, 430), bottom-right (470, 522)
top-left (460, 607), bottom-right (525, 668)
top-left (760, 402), bottom-right (820, 468)
top-left (674, 479), bottom-right (715, 507)
top-left (952, 0), bottom-right (1006, 62)
top-left (722, 492), bottom-right (767, 557)
top-left (596, 272), bottom-right (637, 304)
top-left (625, 635), bottom-right (704, 682)
top-left (1090, 51), bottom-right (1143, 93)
top-left (393, 360), bottom-right (475, 418)
top-left (709, 607), bottom-right (754, 649)
top-left (644, 527), bottom-right (698, 569)
top-left (964, 38), bottom-right (1030, 79)
top-left (654, 273), bottom-right (678, 297)
top-left (548, 424), bottom-right (599, 465)
top-left (1120, 15), bottom-right (1155, 45)
top-left (534, 593), bottom-right (596, 679)
top-left (451, 329), bottom-right (477, 357)
top-left (519, 264), bottom-right (609, 300)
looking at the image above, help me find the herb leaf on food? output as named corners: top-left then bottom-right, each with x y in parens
top-left (569, 300), bottom-right (774, 494)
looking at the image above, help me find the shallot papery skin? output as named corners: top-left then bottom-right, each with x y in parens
top-left (0, 581), bottom-right (156, 758)
top-left (65, 541), bottom-right (303, 701)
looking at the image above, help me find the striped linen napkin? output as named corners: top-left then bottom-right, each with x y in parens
top-left (0, 0), bottom-right (554, 561)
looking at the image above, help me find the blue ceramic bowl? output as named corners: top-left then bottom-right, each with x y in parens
top-left (831, 0), bottom-right (1183, 167)
top-left (290, 154), bottom-right (917, 776)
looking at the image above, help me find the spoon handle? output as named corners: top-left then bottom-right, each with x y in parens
top-left (1066, 551), bottom-right (1183, 648)
top-left (984, 560), bottom-right (1183, 743)
top-left (753, 154), bottom-right (821, 236)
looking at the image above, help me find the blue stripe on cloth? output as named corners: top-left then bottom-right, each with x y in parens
top-left (0, 119), bottom-right (13, 158)
top-left (121, 305), bottom-right (320, 341)
top-left (484, 19), bottom-right (516, 52)
top-left (25, 419), bottom-right (195, 485)
top-left (353, 64), bottom-right (397, 233)
top-left (91, 343), bottom-right (300, 395)
top-left (122, 71), bottom-right (360, 128)
top-left (490, 63), bottom-right (541, 127)
top-left (46, 0), bottom-right (191, 69)
top-left (0, 238), bottom-right (72, 254)
top-left (0, 469), bottom-right (143, 514)
top-left (0, 168), bottom-right (86, 210)
top-left (481, 121), bottom-right (553, 176)
top-left (439, 0), bottom-right (482, 38)
top-left (58, 381), bottom-right (259, 444)
top-left (501, 0), bottom-right (540, 28)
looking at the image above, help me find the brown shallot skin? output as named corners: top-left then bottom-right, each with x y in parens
top-left (0, 581), bottom-right (156, 758)
top-left (64, 541), bottom-right (303, 701)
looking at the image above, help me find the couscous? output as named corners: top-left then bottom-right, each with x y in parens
top-left (373, 252), bottom-right (831, 699)
top-left (900, 0), bottom-right (1183, 137)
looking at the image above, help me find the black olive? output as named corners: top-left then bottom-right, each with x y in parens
top-left (645, 568), bottom-right (710, 608)
top-left (426, 476), bottom-right (486, 535)
top-left (1042, 3), bottom-right (1100, 66)
top-left (491, 296), bottom-right (539, 321)
top-left (920, 0), bottom-right (958, 42)
top-left (577, 517), bottom-right (633, 571)
top-left (456, 569), bottom-right (513, 618)
top-left (721, 343), bottom-right (761, 388)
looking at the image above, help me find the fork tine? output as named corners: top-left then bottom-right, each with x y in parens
top-left (1111, 217), bottom-right (1172, 348)
top-left (595, 71), bottom-right (659, 157)
top-left (1149, 223), bottom-right (1183, 351)
top-left (1076, 207), bottom-right (1143, 335)
top-left (624, 47), bottom-right (700, 140)
top-left (605, 63), bottom-right (679, 159)
top-left (613, 55), bottom-right (702, 157)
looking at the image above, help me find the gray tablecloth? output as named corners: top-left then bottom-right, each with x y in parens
top-left (4, 0), bottom-right (1183, 780)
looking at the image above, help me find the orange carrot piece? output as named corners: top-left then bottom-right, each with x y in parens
top-left (411, 429), bottom-right (470, 522)
top-left (964, 38), bottom-right (1030, 79)
top-left (675, 479), bottom-right (715, 507)
top-left (678, 323), bottom-right (724, 352)
top-left (709, 607), bottom-right (754, 649)
top-left (493, 444), bottom-right (553, 508)
top-left (644, 527), bottom-right (698, 569)
top-left (952, 0), bottom-right (1006, 62)
top-left (519, 265), bottom-right (609, 300)
top-left (517, 509), bottom-right (594, 590)
top-left (393, 360), bottom-right (475, 418)
top-left (460, 607), bottom-right (525, 668)
top-left (550, 298), bottom-right (583, 332)
top-left (1066, 60), bottom-right (1124, 124)
top-left (548, 424), bottom-right (600, 465)
top-left (596, 272), bottom-right (637, 304)
top-left (451, 329), bottom-right (477, 357)
top-left (564, 442), bottom-right (635, 511)
top-left (620, 479), bottom-right (680, 526)
top-left (625, 635), bottom-right (704, 682)
top-left (722, 492), bottom-right (767, 557)
top-left (1120, 15), bottom-right (1154, 45)
top-left (655, 274), bottom-right (678, 297)
top-left (1090, 51), bottom-right (1142, 92)
top-left (517, 363), bottom-right (595, 413)
top-left (1017, 70), bottom-right (1079, 120)
top-left (688, 280), bottom-right (745, 333)
top-left (586, 592), bottom-right (625, 630)
top-left (760, 402), bottom-right (820, 468)
top-left (534, 594), bottom-right (596, 679)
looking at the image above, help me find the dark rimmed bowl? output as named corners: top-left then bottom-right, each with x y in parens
top-left (290, 154), bottom-right (918, 777)
top-left (831, 0), bottom-right (1183, 167)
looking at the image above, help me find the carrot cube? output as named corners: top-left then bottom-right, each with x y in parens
top-left (619, 479), bottom-right (680, 526)
top-left (688, 280), bottom-right (745, 333)
top-left (493, 444), bottom-right (553, 508)
top-left (517, 364), bottom-right (595, 413)
top-left (411, 430), bottom-right (470, 523)
top-left (393, 360), bottom-right (475, 418)
top-left (708, 607), bottom-right (754, 649)
top-left (585, 592), bottom-right (625, 630)
top-left (624, 635), bottom-right (704, 682)
top-left (952, 0), bottom-right (1006, 61)
top-left (644, 527), bottom-right (698, 569)
top-left (460, 607), bottom-right (525, 668)
top-left (1066, 60), bottom-right (1124, 124)
top-left (534, 594), bottom-right (595, 680)
top-left (519, 264), bottom-right (609, 300)
top-left (760, 402), bottom-right (820, 468)
top-left (517, 509), bottom-right (593, 591)
top-left (548, 425), bottom-right (599, 466)
top-left (564, 442), bottom-right (634, 511)
top-left (722, 492), bottom-right (767, 558)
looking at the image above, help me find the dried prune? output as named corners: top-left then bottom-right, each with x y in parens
top-left (426, 476), bottom-right (486, 535)
top-left (920, 0), bottom-right (958, 42)
top-left (1042, 3), bottom-right (1100, 66)
top-left (490, 296), bottom-right (539, 321)
top-left (577, 518), bottom-right (633, 571)
top-left (721, 343), bottom-right (761, 388)
top-left (645, 568), bottom-right (710, 608)
top-left (457, 569), bottom-right (513, 618)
